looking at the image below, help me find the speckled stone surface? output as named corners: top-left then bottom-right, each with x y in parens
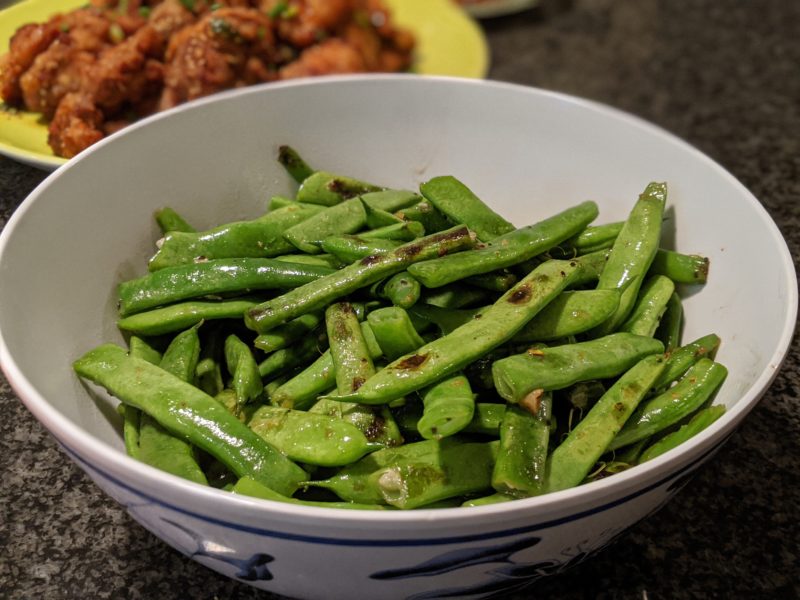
top-left (1, 1), bottom-right (798, 598)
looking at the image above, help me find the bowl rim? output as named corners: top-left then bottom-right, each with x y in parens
top-left (1, 74), bottom-right (797, 525)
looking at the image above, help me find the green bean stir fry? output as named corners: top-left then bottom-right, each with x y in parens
top-left (74, 146), bottom-right (727, 509)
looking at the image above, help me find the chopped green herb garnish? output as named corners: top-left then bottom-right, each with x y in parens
top-left (180, 0), bottom-right (196, 12)
top-left (109, 22), bottom-right (126, 43)
top-left (268, 2), bottom-right (288, 18)
top-left (209, 17), bottom-right (235, 39)
top-left (138, 6), bottom-right (151, 18)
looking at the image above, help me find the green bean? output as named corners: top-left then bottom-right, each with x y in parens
top-left (395, 401), bottom-right (506, 437)
top-left (296, 171), bottom-right (383, 206)
top-left (73, 344), bottom-right (307, 496)
top-left (154, 207), bottom-right (195, 234)
top-left (195, 323), bottom-right (226, 397)
top-left (464, 270), bottom-right (519, 292)
top-left (511, 289), bottom-right (620, 342)
top-left (253, 312), bottom-right (323, 353)
top-left (381, 272), bottom-right (421, 309)
top-left (365, 204), bottom-right (405, 229)
top-left (140, 326), bottom-right (208, 486)
top-left (307, 438), bottom-right (498, 508)
top-left (160, 323), bottom-right (202, 384)
top-left (277, 145), bottom-right (314, 183)
top-left (649, 249), bottom-right (709, 284)
top-left (462, 493), bottom-right (516, 507)
top-left (492, 332), bottom-right (665, 403)
top-left (653, 333), bottom-right (721, 390)
top-left (395, 200), bottom-right (453, 234)
top-left (149, 204), bottom-right (325, 270)
top-left (592, 182), bottom-right (667, 335)
top-left (553, 221), bottom-right (623, 256)
top-left (268, 195), bottom-right (300, 210)
top-left (567, 249), bottom-right (611, 287)
top-left (359, 190), bottom-right (421, 213)
top-left (326, 259), bottom-right (582, 405)
top-left (320, 235), bottom-right (401, 263)
top-left (417, 374), bottom-right (476, 441)
top-left (408, 201), bottom-right (598, 288)
top-left (619, 275), bottom-right (675, 337)
top-left (655, 292), bottom-right (683, 351)
top-left (283, 197), bottom-right (368, 254)
top-left (359, 220), bottom-right (425, 242)
top-left (408, 305), bottom-right (483, 335)
top-left (419, 176), bottom-right (515, 241)
top-left (249, 406), bottom-right (373, 466)
top-left (268, 322), bottom-right (381, 410)
top-left (421, 283), bottom-right (490, 309)
top-left (257, 334), bottom-right (324, 380)
top-left (323, 303), bottom-right (404, 446)
top-left (608, 358), bottom-right (728, 451)
top-left (273, 253), bottom-right (343, 269)
top-left (244, 226), bottom-right (475, 333)
top-left (638, 405), bottom-right (726, 463)
top-left (225, 334), bottom-right (264, 406)
top-left (128, 335), bottom-right (162, 365)
top-left (546, 354), bottom-right (666, 492)
top-left (214, 388), bottom-right (258, 423)
top-left (366, 307), bottom-right (425, 361)
top-left (492, 395), bottom-right (552, 497)
top-left (232, 476), bottom-right (390, 510)
top-left (119, 258), bottom-right (334, 317)
top-left (117, 297), bottom-right (262, 336)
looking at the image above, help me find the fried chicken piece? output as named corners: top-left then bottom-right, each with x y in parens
top-left (47, 92), bottom-right (105, 158)
top-left (17, 9), bottom-right (112, 117)
top-left (0, 21), bottom-right (62, 105)
top-left (159, 7), bottom-right (277, 109)
top-left (279, 37), bottom-right (365, 79)
top-left (264, 0), bottom-right (356, 48)
top-left (87, 26), bottom-right (165, 114)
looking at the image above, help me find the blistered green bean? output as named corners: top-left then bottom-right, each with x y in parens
top-left (638, 405), bottom-right (726, 462)
top-left (296, 171), bottom-right (382, 206)
top-left (117, 297), bottom-right (262, 336)
top-left (619, 275), bottom-right (675, 337)
top-left (154, 207), bottom-right (195, 234)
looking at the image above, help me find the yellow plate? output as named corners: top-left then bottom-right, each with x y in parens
top-left (0, 0), bottom-right (489, 170)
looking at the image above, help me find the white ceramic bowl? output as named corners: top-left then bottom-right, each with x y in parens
top-left (0, 76), bottom-right (796, 600)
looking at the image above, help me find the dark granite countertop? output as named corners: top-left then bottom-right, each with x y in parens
top-left (1, 1), bottom-right (798, 598)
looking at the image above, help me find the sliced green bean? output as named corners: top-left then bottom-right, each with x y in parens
top-left (492, 332), bottom-right (665, 403)
top-left (381, 272), bottom-right (421, 309)
top-left (592, 182), bottom-right (667, 335)
top-left (296, 171), bottom-right (383, 206)
top-left (619, 275), bottom-right (675, 337)
top-left (277, 145), bottom-right (314, 183)
top-left (366, 306), bottom-right (425, 361)
top-left (408, 201), bottom-right (598, 288)
top-left (326, 259), bottom-right (582, 404)
top-left (492, 395), bottom-right (552, 497)
top-left (419, 176), bottom-right (515, 241)
top-left (245, 226), bottom-right (474, 333)
top-left (149, 204), bottom-right (325, 270)
top-left (74, 344), bottom-right (307, 496)
top-left (608, 358), bottom-right (728, 451)
top-left (546, 354), bottom-right (667, 492)
top-left (119, 258), bottom-right (334, 317)
top-left (154, 207), bottom-right (196, 234)
top-left (638, 405), bottom-right (726, 463)
top-left (553, 221), bottom-right (623, 256)
top-left (464, 270), bottom-right (518, 292)
top-left (117, 297), bottom-right (262, 336)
